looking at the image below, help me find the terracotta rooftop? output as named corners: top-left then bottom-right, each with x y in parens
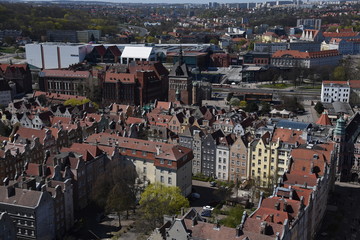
top-left (316, 112), bottom-right (332, 126)
top-left (33, 91), bottom-right (87, 102)
top-left (105, 72), bottom-right (136, 83)
top-left (271, 128), bottom-right (306, 144)
top-left (41, 69), bottom-right (90, 78)
top-left (182, 218), bottom-right (275, 240)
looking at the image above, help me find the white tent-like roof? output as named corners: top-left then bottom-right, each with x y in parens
top-left (121, 46), bottom-right (154, 59)
top-left (280, 109), bottom-right (291, 115)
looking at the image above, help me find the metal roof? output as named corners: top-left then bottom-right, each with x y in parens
top-left (276, 120), bottom-right (311, 130)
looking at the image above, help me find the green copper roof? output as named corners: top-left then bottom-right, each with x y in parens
top-left (334, 117), bottom-right (346, 136)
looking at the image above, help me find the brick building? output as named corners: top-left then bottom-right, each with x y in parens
top-left (168, 51), bottom-right (193, 105)
top-left (103, 62), bottom-right (167, 106)
top-left (0, 64), bottom-right (32, 94)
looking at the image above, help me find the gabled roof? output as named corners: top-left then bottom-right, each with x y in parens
top-left (316, 111), bottom-right (332, 126)
top-left (106, 46), bottom-right (122, 57)
top-left (91, 45), bottom-right (106, 56)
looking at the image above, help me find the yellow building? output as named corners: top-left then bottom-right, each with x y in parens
top-left (248, 128), bottom-right (306, 188)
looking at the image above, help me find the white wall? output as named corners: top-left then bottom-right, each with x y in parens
top-left (25, 44), bottom-right (43, 68)
top-left (59, 46), bottom-right (86, 69)
top-left (43, 45), bottom-right (59, 69)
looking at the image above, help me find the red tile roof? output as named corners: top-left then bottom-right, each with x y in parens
top-left (271, 128), bottom-right (305, 144)
top-left (105, 72), bottom-right (136, 83)
top-left (349, 80), bottom-right (360, 89)
top-left (316, 112), bottom-right (332, 126)
top-left (16, 127), bottom-right (49, 144)
top-left (323, 32), bottom-right (358, 38)
top-left (272, 50), bottom-right (339, 59)
top-left (33, 91), bottom-right (87, 102)
top-left (61, 143), bottom-right (102, 161)
top-left (41, 69), bottom-right (90, 78)
top-left (183, 219), bottom-right (275, 240)
top-left (283, 171), bottom-right (318, 187)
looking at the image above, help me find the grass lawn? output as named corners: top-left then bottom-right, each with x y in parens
top-left (258, 83), bottom-right (293, 89)
top-left (298, 85), bottom-right (322, 90)
top-left (0, 47), bottom-right (24, 54)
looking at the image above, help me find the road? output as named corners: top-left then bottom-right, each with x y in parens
top-left (213, 86), bottom-right (321, 101)
top-left (119, 24), bottom-right (149, 37)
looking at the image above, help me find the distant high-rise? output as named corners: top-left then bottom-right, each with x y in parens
top-left (297, 18), bottom-right (322, 30)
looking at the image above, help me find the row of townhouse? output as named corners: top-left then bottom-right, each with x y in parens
top-left (149, 138), bottom-right (336, 240)
top-left (84, 132), bottom-right (194, 196)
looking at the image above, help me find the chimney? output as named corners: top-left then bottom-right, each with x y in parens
top-left (214, 220), bottom-right (220, 230)
top-left (38, 164), bottom-right (43, 177)
top-left (274, 202), bottom-right (280, 210)
top-left (236, 224), bottom-right (243, 237)
top-left (289, 188), bottom-right (294, 200)
top-left (192, 217), bottom-right (197, 227)
top-left (260, 222), bottom-right (268, 235)
top-left (283, 202), bottom-right (288, 212)
top-left (6, 186), bottom-right (15, 198)
top-left (3, 177), bottom-right (9, 186)
top-left (269, 214), bottom-right (274, 223)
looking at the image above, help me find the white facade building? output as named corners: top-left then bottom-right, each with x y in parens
top-left (25, 43), bottom-right (89, 69)
top-left (321, 81), bottom-right (350, 103)
top-left (120, 46), bottom-right (156, 64)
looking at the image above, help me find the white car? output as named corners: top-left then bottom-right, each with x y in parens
top-left (202, 206), bottom-right (214, 211)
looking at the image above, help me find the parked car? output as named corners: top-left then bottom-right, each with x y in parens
top-left (201, 209), bottom-right (212, 217)
top-left (203, 206), bottom-right (214, 211)
top-left (210, 181), bottom-right (217, 187)
top-left (191, 193), bottom-right (200, 199)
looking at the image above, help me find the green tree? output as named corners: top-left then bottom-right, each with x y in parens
top-left (245, 102), bottom-right (259, 112)
top-left (226, 92), bottom-right (234, 102)
top-left (92, 164), bottom-right (138, 228)
top-left (138, 183), bottom-right (189, 231)
top-left (314, 102), bottom-right (324, 114)
top-left (229, 97), bottom-right (240, 106)
top-left (331, 66), bottom-right (346, 81)
top-left (260, 102), bottom-right (271, 115)
top-left (220, 205), bottom-right (244, 228)
top-left (210, 38), bottom-right (219, 45)
top-left (239, 100), bottom-right (247, 109)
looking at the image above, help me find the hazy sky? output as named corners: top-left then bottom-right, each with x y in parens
top-left (81, 0), bottom-right (265, 3)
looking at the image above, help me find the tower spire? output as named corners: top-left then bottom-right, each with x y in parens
top-left (179, 45), bottom-right (183, 65)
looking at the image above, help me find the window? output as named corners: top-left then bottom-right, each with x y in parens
top-left (143, 167), bottom-right (147, 174)
top-left (160, 176), bottom-right (164, 183)
top-left (168, 160), bottom-right (172, 166)
top-left (279, 159), bottom-right (285, 164)
top-left (168, 177), bottom-right (172, 184)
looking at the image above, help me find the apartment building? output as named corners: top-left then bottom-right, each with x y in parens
top-left (85, 132), bottom-right (193, 196)
top-left (321, 80), bottom-right (350, 103)
top-left (248, 128), bottom-right (306, 187)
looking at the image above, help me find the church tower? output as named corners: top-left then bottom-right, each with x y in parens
top-left (168, 47), bottom-right (192, 105)
top-left (333, 117), bottom-right (348, 181)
